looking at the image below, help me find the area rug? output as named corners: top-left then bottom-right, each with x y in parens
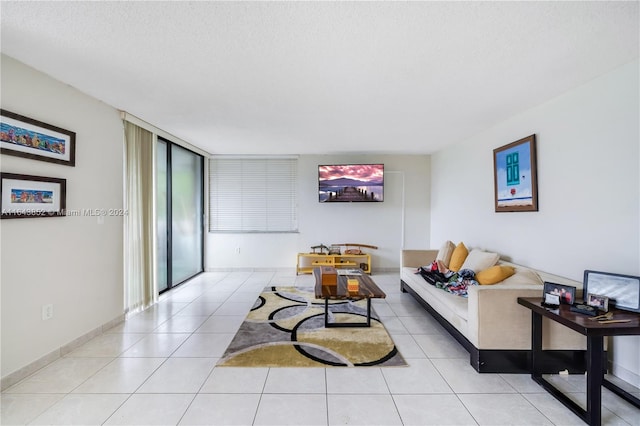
top-left (217, 286), bottom-right (407, 367)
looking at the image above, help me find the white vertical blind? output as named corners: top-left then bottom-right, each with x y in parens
top-left (209, 157), bottom-right (298, 232)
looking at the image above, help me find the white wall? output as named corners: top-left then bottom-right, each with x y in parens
top-left (206, 155), bottom-right (431, 271)
top-left (430, 60), bottom-right (640, 385)
top-left (1, 56), bottom-right (125, 378)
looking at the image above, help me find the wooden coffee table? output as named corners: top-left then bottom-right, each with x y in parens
top-left (313, 268), bottom-right (386, 327)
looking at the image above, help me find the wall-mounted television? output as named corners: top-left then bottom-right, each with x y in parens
top-left (318, 164), bottom-right (384, 202)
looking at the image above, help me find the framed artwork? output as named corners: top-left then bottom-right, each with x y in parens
top-left (0, 109), bottom-right (76, 166)
top-left (542, 281), bottom-right (576, 305)
top-left (493, 134), bottom-right (537, 212)
top-left (1, 173), bottom-right (66, 219)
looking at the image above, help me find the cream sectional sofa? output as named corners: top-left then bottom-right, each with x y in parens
top-left (400, 246), bottom-right (588, 373)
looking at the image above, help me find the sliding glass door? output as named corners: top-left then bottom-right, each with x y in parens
top-left (157, 138), bottom-right (204, 293)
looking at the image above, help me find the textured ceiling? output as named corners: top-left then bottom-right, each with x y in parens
top-left (1, 1), bottom-right (638, 155)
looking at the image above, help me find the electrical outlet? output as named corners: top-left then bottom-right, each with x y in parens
top-left (236, 247), bottom-right (241, 254)
top-left (42, 304), bottom-right (54, 320)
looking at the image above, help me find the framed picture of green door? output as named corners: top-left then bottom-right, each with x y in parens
top-left (493, 134), bottom-right (538, 212)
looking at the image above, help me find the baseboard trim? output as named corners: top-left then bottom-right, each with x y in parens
top-left (400, 279), bottom-right (587, 374)
top-left (1, 314), bottom-right (125, 391)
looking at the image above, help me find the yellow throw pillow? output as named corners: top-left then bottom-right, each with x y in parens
top-left (448, 242), bottom-right (468, 272)
top-left (476, 265), bottom-right (516, 285)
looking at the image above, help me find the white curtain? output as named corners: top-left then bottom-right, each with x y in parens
top-left (124, 121), bottom-right (156, 314)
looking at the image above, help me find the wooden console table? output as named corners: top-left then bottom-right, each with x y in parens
top-left (517, 297), bottom-right (640, 426)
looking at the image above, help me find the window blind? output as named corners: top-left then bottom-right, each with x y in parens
top-left (209, 157), bottom-right (298, 232)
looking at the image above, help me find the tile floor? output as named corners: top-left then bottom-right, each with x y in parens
top-left (2, 271), bottom-right (639, 425)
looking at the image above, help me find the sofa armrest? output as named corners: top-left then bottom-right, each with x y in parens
top-left (401, 250), bottom-right (438, 268)
top-left (467, 285), bottom-right (586, 350)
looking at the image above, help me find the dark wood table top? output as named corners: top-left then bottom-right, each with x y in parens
top-left (518, 297), bottom-right (640, 337)
top-left (314, 268), bottom-right (386, 300)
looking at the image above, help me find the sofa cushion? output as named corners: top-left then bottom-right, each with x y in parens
top-left (476, 265), bottom-right (516, 285)
top-left (448, 242), bottom-right (468, 272)
top-left (501, 265), bottom-right (544, 286)
top-left (461, 249), bottom-right (500, 273)
top-left (436, 240), bottom-right (456, 267)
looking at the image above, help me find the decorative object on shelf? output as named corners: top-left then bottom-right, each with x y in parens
top-left (1, 172), bottom-right (66, 219)
top-left (542, 281), bottom-right (576, 305)
top-left (310, 244), bottom-right (329, 254)
top-left (583, 270), bottom-right (640, 313)
top-left (333, 243), bottom-right (378, 255)
top-left (493, 134), bottom-right (537, 212)
top-left (1, 109), bottom-right (76, 166)
top-left (328, 245), bottom-right (341, 255)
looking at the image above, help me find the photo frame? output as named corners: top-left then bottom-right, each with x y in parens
top-left (587, 293), bottom-right (609, 312)
top-left (1, 109), bottom-right (76, 166)
top-left (1, 173), bottom-right (66, 219)
top-left (583, 270), bottom-right (640, 313)
top-left (493, 134), bottom-right (538, 212)
top-left (542, 281), bottom-right (576, 305)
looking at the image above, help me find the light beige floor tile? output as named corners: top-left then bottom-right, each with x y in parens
top-left (4, 358), bottom-right (113, 394)
top-left (326, 367), bottom-right (389, 394)
top-left (200, 367), bottom-right (269, 393)
top-left (388, 334), bottom-right (428, 359)
top-left (382, 358), bottom-right (452, 394)
top-left (72, 357), bottom-right (165, 393)
top-left (103, 393), bottom-right (194, 425)
top-left (29, 393), bottom-right (129, 425)
top-left (459, 393), bottom-right (554, 425)
top-left (153, 315), bottom-right (209, 333)
top-left (499, 374), bottom-right (545, 393)
top-left (263, 367), bottom-right (326, 394)
top-left (0, 394), bottom-right (64, 425)
top-left (254, 393), bottom-right (327, 426)
top-left (397, 314), bottom-right (447, 335)
top-left (394, 394), bottom-right (478, 426)
top-left (174, 302), bottom-right (221, 316)
top-left (328, 393), bottom-right (402, 425)
top-left (107, 317), bottom-right (164, 333)
top-left (214, 301), bottom-right (255, 315)
top-left (602, 387), bottom-right (640, 425)
top-left (170, 333), bottom-right (235, 358)
top-left (378, 316), bottom-right (410, 334)
top-left (179, 393), bottom-right (261, 425)
top-left (137, 358), bottom-right (216, 393)
top-left (120, 333), bottom-right (191, 357)
top-left (431, 358), bottom-right (517, 393)
top-left (413, 333), bottom-right (468, 359)
top-left (195, 315), bottom-right (245, 333)
top-left (522, 392), bottom-right (587, 425)
top-left (64, 333), bottom-right (147, 357)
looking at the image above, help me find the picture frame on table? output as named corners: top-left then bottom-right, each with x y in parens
top-left (586, 293), bottom-right (609, 312)
top-left (542, 281), bottom-right (576, 305)
top-left (1, 109), bottom-right (76, 166)
top-left (1, 173), bottom-right (66, 219)
top-left (493, 134), bottom-right (538, 212)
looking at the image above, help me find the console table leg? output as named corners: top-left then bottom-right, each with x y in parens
top-left (586, 336), bottom-right (604, 426)
top-left (531, 311), bottom-right (543, 378)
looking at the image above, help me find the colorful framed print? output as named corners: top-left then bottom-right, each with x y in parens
top-left (493, 134), bottom-right (538, 212)
top-left (1, 109), bottom-right (76, 166)
top-left (1, 173), bottom-right (66, 219)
